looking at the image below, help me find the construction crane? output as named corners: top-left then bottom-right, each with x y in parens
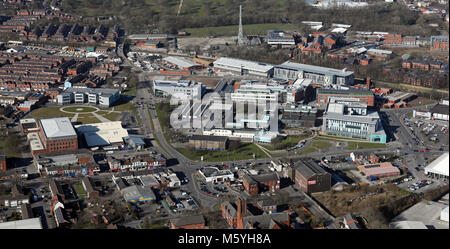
top-left (177, 0), bottom-right (184, 16)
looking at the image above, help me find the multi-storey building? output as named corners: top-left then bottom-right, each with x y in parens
top-left (274, 61), bottom-right (354, 86)
top-left (322, 102), bottom-right (386, 143)
top-left (430, 36), bottom-right (449, 52)
top-left (153, 80), bottom-right (204, 100)
top-left (37, 117), bottom-right (78, 154)
top-left (57, 87), bottom-right (120, 107)
top-left (317, 88), bottom-right (375, 106)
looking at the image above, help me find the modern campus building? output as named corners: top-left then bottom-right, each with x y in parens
top-left (32, 117), bottom-right (78, 155)
top-left (274, 61), bottom-right (354, 86)
top-left (322, 102), bottom-right (386, 143)
top-left (317, 88), bottom-right (375, 106)
top-left (152, 80), bottom-right (204, 100)
top-left (281, 104), bottom-right (318, 128)
top-left (213, 57), bottom-right (274, 78)
top-left (231, 79), bottom-right (312, 103)
top-left (57, 87), bottom-right (120, 107)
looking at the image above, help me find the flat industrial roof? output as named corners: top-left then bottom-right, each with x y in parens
top-left (278, 61), bottom-right (354, 77)
top-left (164, 56), bottom-right (201, 69)
top-left (40, 117), bottom-right (77, 139)
top-left (425, 153), bottom-right (449, 177)
top-left (0, 218), bottom-right (43, 229)
top-left (75, 121), bottom-right (128, 147)
top-left (27, 133), bottom-right (44, 151)
top-left (214, 57), bottom-right (274, 73)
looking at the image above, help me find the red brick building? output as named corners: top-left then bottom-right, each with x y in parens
top-left (169, 215), bottom-right (205, 229)
top-left (430, 36), bottom-right (448, 52)
top-left (317, 88), bottom-right (375, 106)
top-left (0, 151), bottom-right (6, 171)
top-left (242, 173), bottom-right (280, 195)
top-left (36, 118), bottom-right (78, 154)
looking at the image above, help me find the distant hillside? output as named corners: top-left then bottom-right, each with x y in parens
top-left (59, 0), bottom-right (439, 37)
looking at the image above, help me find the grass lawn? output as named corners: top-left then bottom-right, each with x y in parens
top-left (73, 182), bottom-right (86, 199)
top-left (97, 111), bottom-right (121, 121)
top-left (313, 135), bottom-right (366, 142)
top-left (261, 133), bottom-right (311, 151)
top-left (185, 23), bottom-right (297, 37)
top-left (299, 141), bottom-right (332, 155)
top-left (76, 114), bottom-right (101, 124)
top-left (346, 141), bottom-right (387, 150)
top-left (29, 107), bottom-right (74, 119)
top-left (61, 106), bottom-right (97, 113)
top-left (177, 143), bottom-right (268, 162)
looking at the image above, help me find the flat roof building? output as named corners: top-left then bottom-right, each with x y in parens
top-left (199, 166), bottom-right (234, 183)
top-left (274, 61), bottom-right (354, 86)
top-left (0, 218), bottom-right (43, 229)
top-left (57, 87), bottom-right (120, 107)
top-left (122, 185), bottom-right (156, 203)
top-left (317, 88), bottom-right (375, 106)
top-left (424, 153), bottom-right (449, 181)
top-left (163, 56), bottom-right (203, 71)
top-left (267, 30), bottom-right (296, 47)
top-left (358, 162), bottom-right (400, 179)
top-left (153, 80), bottom-right (204, 100)
top-left (33, 117), bottom-right (78, 154)
top-left (214, 57), bottom-right (274, 78)
top-left (75, 121), bottom-right (129, 148)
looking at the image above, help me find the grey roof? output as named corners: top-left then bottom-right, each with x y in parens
top-left (39, 117), bottom-right (77, 139)
top-left (170, 215), bottom-right (205, 227)
top-left (294, 159), bottom-right (328, 179)
top-left (242, 212), bottom-right (289, 229)
top-left (49, 179), bottom-right (64, 197)
top-left (278, 61), bottom-right (354, 77)
top-left (122, 185), bottom-right (155, 202)
top-left (317, 88), bottom-right (373, 96)
top-left (0, 218), bottom-right (42, 229)
top-left (250, 172), bottom-right (279, 183)
top-left (325, 111), bottom-right (380, 125)
top-left (82, 177), bottom-right (96, 193)
top-left (214, 57), bottom-right (274, 73)
top-left (430, 104), bottom-right (449, 115)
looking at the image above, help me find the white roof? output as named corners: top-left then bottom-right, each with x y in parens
top-left (0, 218), bottom-right (43, 229)
top-left (27, 133), bottom-right (44, 151)
top-left (390, 221), bottom-right (428, 229)
top-left (367, 48), bottom-right (393, 55)
top-left (425, 153), bottom-right (449, 177)
top-left (214, 57), bottom-right (274, 73)
top-left (164, 56), bottom-right (201, 69)
top-left (331, 27), bottom-right (347, 33)
top-left (75, 121), bottom-right (128, 147)
top-left (40, 117), bottom-right (76, 138)
top-left (327, 103), bottom-right (345, 114)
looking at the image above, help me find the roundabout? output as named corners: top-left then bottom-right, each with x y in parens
top-left (60, 105), bottom-right (100, 114)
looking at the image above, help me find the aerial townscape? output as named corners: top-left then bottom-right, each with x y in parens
top-left (0, 0), bottom-right (448, 231)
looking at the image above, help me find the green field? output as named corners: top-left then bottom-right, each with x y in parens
top-left (299, 141), bottom-right (332, 155)
top-left (177, 143), bottom-right (268, 162)
top-left (346, 142), bottom-right (387, 150)
top-left (30, 107), bottom-right (74, 119)
top-left (62, 106), bottom-right (98, 113)
top-left (73, 182), bottom-right (86, 199)
top-left (185, 23), bottom-right (298, 37)
top-left (76, 114), bottom-right (101, 124)
top-left (261, 133), bottom-right (310, 151)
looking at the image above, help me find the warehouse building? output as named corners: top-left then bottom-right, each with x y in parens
top-left (214, 57), bottom-right (274, 78)
top-left (153, 80), bottom-right (204, 100)
top-left (75, 121), bottom-right (129, 148)
top-left (122, 185), bottom-right (156, 203)
top-left (274, 61), bottom-right (354, 86)
top-left (424, 153), bottom-right (449, 181)
top-left (317, 88), bottom-right (375, 106)
top-left (291, 159), bottom-right (331, 193)
top-left (163, 56), bottom-right (204, 71)
top-left (198, 167), bottom-right (234, 183)
top-left (57, 87), bottom-right (120, 107)
top-left (0, 217), bottom-right (43, 229)
top-left (357, 162), bottom-right (400, 179)
top-left (189, 135), bottom-right (229, 151)
top-left (322, 102), bottom-right (386, 143)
